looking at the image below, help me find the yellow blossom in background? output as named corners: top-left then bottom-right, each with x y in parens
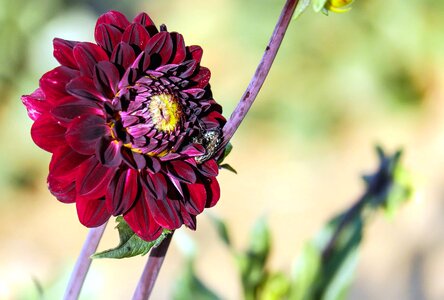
top-left (324, 0), bottom-right (355, 13)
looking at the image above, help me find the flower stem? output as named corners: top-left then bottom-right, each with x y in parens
top-left (64, 222), bottom-right (108, 300)
top-left (220, 0), bottom-right (299, 149)
top-left (132, 232), bottom-right (174, 300)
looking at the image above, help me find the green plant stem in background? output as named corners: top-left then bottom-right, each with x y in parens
top-left (132, 232), bottom-right (174, 300)
top-left (64, 222), bottom-right (108, 300)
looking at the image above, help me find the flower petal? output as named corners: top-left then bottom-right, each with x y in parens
top-left (96, 137), bottom-right (122, 167)
top-left (76, 196), bottom-right (110, 227)
top-left (21, 88), bottom-right (49, 121)
top-left (123, 192), bottom-right (162, 241)
top-left (95, 23), bottom-right (122, 53)
top-left (187, 45), bottom-right (203, 63)
top-left (142, 172), bottom-right (168, 200)
top-left (205, 177), bottom-right (220, 208)
top-left (51, 96), bottom-right (103, 126)
top-left (73, 42), bottom-right (109, 77)
top-left (47, 174), bottom-right (76, 203)
top-left (191, 67), bottom-right (211, 88)
top-left (146, 191), bottom-right (181, 230)
top-left (93, 61), bottom-right (120, 98)
top-left (167, 160), bottom-right (197, 184)
top-left (198, 159), bottom-right (219, 177)
top-left (106, 168), bottom-right (139, 215)
top-left (133, 12), bottom-right (157, 36)
top-left (66, 114), bottom-right (108, 155)
top-left (39, 66), bottom-right (79, 102)
top-left (122, 23), bottom-right (150, 50)
top-left (53, 38), bottom-right (79, 69)
top-left (49, 145), bottom-right (89, 179)
top-left (111, 42), bottom-right (136, 69)
top-left (66, 76), bottom-right (107, 102)
top-left (184, 182), bottom-right (206, 214)
top-left (96, 10), bottom-right (130, 31)
top-left (31, 113), bottom-right (66, 152)
top-left (170, 32), bottom-right (186, 64)
top-left (145, 32), bottom-right (173, 65)
top-left (76, 156), bottom-right (117, 199)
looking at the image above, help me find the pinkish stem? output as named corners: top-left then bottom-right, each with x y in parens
top-left (132, 232), bottom-right (174, 300)
top-left (220, 0), bottom-right (299, 150)
top-left (64, 222), bottom-right (108, 300)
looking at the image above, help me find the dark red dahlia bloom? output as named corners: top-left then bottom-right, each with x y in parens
top-left (22, 11), bottom-right (226, 241)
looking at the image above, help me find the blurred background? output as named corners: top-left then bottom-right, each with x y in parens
top-left (1, 0), bottom-right (444, 299)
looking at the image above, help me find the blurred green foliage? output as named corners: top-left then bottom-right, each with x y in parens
top-left (173, 147), bottom-right (412, 300)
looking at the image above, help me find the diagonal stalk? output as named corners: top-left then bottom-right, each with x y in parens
top-left (132, 232), bottom-right (174, 300)
top-left (219, 0), bottom-right (300, 150)
top-left (64, 221), bottom-right (108, 300)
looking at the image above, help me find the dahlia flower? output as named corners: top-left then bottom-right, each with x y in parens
top-left (22, 11), bottom-right (226, 241)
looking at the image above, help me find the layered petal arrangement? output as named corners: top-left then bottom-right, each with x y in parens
top-left (22, 11), bottom-right (226, 241)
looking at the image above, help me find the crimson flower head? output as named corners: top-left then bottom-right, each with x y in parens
top-left (22, 11), bottom-right (226, 241)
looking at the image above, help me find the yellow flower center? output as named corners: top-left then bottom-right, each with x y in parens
top-left (148, 93), bottom-right (181, 133)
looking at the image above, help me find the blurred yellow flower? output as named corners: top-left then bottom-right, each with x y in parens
top-left (324, 0), bottom-right (355, 13)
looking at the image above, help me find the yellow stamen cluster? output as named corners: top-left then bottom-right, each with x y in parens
top-left (148, 93), bottom-right (181, 133)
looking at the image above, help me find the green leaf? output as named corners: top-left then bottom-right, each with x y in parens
top-left (172, 259), bottom-right (221, 300)
top-left (217, 142), bottom-right (233, 165)
top-left (312, 0), bottom-right (328, 12)
top-left (92, 217), bottom-right (171, 259)
top-left (237, 218), bottom-right (271, 300)
top-left (219, 163), bottom-right (237, 174)
top-left (293, 0), bottom-right (311, 20)
top-left (208, 214), bottom-right (232, 247)
top-left (290, 243), bottom-right (321, 300)
top-left (259, 272), bottom-right (291, 300)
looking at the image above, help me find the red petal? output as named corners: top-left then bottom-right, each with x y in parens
top-left (143, 172), bottom-right (168, 199)
top-left (184, 182), bottom-right (207, 214)
top-left (146, 191), bottom-right (181, 230)
top-left (95, 24), bottom-right (122, 53)
top-left (66, 114), bottom-right (108, 155)
top-left (170, 32), bottom-right (186, 64)
top-left (76, 196), bottom-right (110, 227)
top-left (145, 32), bottom-right (173, 65)
top-left (51, 96), bottom-right (103, 126)
top-left (31, 113), bottom-right (66, 152)
top-left (73, 42), bottom-right (109, 77)
top-left (47, 174), bottom-right (76, 203)
top-left (49, 145), bottom-right (89, 179)
top-left (123, 192), bottom-right (162, 241)
top-left (205, 177), bottom-right (220, 208)
top-left (76, 156), bottom-right (117, 199)
top-left (96, 138), bottom-right (122, 167)
top-left (93, 61), bottom-right (120, 98)
top-left (106, 168), bottom-right (139, 215)
top-left (66, 76), bottom-right (107, 102)
top-left (22, 88), bottom-right (50, 121)
top-left (96, 10), bottom-right (130, 31)
top-left (122, 23), bottom-right (150, 50)
top-left (53, 38), bottom-right (79, 69)
top-left (111, 42), bottom-right (136, 69)
top-left (199, 159), bottom-right (219, 177)
top-left (187, 45), bottom-right (203, 63)
top-left (167, 160), bottom-right (197, 184)
top-left (133, 12), bottom-right (155, 28)
top-left (192, 67), bottom-right (211, 88)
top-left (39, 66), bottom-right (79, 102)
